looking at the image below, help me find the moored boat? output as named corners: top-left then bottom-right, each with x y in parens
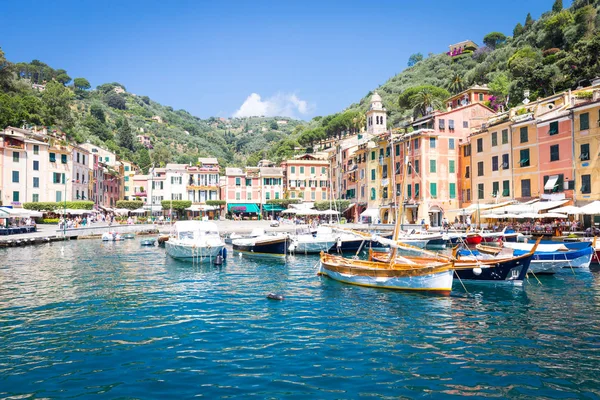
top-left (318, 252), bottom-right (454, 294)
top-left (165, 221), bottom-right (226, 262)
top-left (291, 226), bottom-right (337, 254)
top-left (233, 233), bottom-right (290, 258)
top-left (140, 238), bottom-right (156, 246)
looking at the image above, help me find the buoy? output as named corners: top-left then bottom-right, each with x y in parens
top-left (214, 255), bottom-right (223, 265)
top-left (473, 267), bottom-right (482, 275)
top-left (267, 293), bottom-right (284, 301)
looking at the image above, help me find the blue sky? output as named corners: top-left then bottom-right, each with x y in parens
top-left (2, 0), bottom-right (569, 120)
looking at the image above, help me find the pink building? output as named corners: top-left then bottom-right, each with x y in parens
top-left (225, 167), bottom-right (261, 215)
top-left (281, 154), bottom-right (330, 203)
top-left (400, 103), bottom-right (494, 226)
top-left (536, 110), bottom-right (574, 198)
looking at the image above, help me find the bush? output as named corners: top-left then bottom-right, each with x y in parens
top-left (40, 218), bottom-right (59, 224)
top-left (23, 201), bottom-right (94, 211)
top-left (576, 91), bottom-right (593, 100)
top-left (161, 200), bottom-right (192, 212)
top-left (116, 200), bottom-right (143, 210)
top-left (206, 200), bottom-right (226, 206)
top-left (314, 200), bottom-right (350, 211)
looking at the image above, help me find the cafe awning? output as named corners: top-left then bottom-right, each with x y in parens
top-left (227, 203), bottom-right (260, 213)
top-left (263, 204), bottom-right (286, 212)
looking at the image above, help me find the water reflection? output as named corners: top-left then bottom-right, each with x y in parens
top-left (1, 240), bottom-right (600, 399)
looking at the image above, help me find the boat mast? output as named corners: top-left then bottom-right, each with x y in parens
top-left (390, 148), bottom-right (409, 262)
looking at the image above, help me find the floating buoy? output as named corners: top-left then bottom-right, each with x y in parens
top-left (473, 267), bottom-right (482, 276)
top-left (267, 293), bottom-right (284, 301)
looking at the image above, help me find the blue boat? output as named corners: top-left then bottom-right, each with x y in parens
top-left (513, 245), bottom-right (593, 274)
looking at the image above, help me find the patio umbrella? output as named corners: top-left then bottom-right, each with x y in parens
top-left (281, 209), bottom-right (297, 214)
top-left (551, 205), bottom-right (583, 215)
top-left (538, 212), bottom-right (568, 219)
top-left (580, 201), bottom-right (600, 215)
top-left (295, 209), bottom-right (321, 216)
top-left (320, 209), bottom-right (340, 215)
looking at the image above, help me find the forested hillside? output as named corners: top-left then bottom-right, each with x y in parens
top-left (0, 53), bottom-right (304, 171)
top-left (294, 0), bottom-right (600, 146)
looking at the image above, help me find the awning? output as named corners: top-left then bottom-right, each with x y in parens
top-left (186, 205), bottom-right (218, 212)
top-left (263, 204), bottom-right (285, 212)
top-left (343, 203), bottom-right (356, 213)
top-left (544, 175), bottom-right (559, 190)
top-left (360, 208), bottom-right (380, 218)
top-left (228, 203), bottom-right (260, 213)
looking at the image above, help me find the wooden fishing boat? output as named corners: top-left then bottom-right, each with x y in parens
top-left (475, 243), bottom-right (503, 255)
top-left (465, 232), bottom-right (483, 245)
top-left (318, 252), bottom-right (454, 294)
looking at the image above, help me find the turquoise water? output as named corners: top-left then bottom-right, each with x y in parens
top-left (1, 240), bottom-right (600, 399)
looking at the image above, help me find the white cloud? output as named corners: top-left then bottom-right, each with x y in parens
top-left (233, 92), bottom-right (313, 119)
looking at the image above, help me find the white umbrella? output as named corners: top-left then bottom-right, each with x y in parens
top-left (320, 209), bottom-right (340, 215)
top-left (481, 214), bottom-right (501, 219)
top-left (520, 212), bottom-right (541, 219)
top-left (295, 209), bottom-right (321, 216)
top-left (580, 201), bottom-right (600, 215)
top-left (281, 209), bottom-right (297, 214)
top-left (113, 208), bottom-right (131, 216)
top-left (551, 205), bottom-right (583, 215)
top-left (539, 212), bottom-right (568, 219)
top-left (502, 213), bottom-right (525, 219)
top-left (131, 208), bottom-right (147, 214)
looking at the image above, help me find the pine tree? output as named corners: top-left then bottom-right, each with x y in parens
top-left (552, 0), bottom-right (563, 13)
top-left (525, 13), bottom-right (534, 29)
top-left (136, 148), bottom-right (151, 174)
top-left (117, 118), bottom-right (135, 151)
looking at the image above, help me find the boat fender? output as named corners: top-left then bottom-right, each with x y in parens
top-left (214, 255), bottom-right (223, 265)
top-left (220, 247), bottom-right (227, 260)
top-left (267, 293), bottom-right (284, 301)
top-left (337, 237), bottom-right (342, 248)
top-left (288, 243), bottom-right (296, 253)
top-left (473, 267), bottom-right (483, 275)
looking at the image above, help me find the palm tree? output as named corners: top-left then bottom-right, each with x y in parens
top-left (447, 73), bottom-right (465, 95)
top-left (409, 90), bottom-right (444, 119)
top-left (352, 113), bottom-right (366, 134)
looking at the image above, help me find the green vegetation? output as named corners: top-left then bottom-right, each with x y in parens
top-left (314, 200), bottom-right (350, 211)
top-left (206, 200), bottom-right (226, 206)
top-left (23, 201), bottom-right (94, 211)
top-left (331, 0), bottom-right (600, 127)
top-left (115, 200), bottom-right (144, 210)
top-left (0, 48), bottom-right (306, 168)
top-left (161, 200), bottom-right (192, 213)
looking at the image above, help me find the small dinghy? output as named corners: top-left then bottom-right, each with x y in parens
top-left (102, 232), bottom-right (123, 241)
top-left (123, 233), bottom-right (135, 239)
top-left (140, 238), bottom-right (156, 246)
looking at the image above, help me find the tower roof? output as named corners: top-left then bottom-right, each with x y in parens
top-left (371, 92), bottom-right (382, 103)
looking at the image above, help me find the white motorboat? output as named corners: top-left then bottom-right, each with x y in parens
top-left (291, 226), bottom-right (338, 254)
top-left (225, 228), bottom-right (265, 244)
top-left (396, 230), bottom-right (445, 249)
top-left (165, 221), bottom-right (226, 262)
top-left (102, 232), bottom-right (123, 241)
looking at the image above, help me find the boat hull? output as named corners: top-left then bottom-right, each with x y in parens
top-left (233, 237), bottom-right (289, 258)
top-left (465, 235), bottom-right (482, 245)
top-left (293, 240), bottom-right (336, 254)
top-left (319, 254), bottom-right (453, 294)
top-left (165, 242), bottom-right (225, 262)
top-left (455, 254), bottom-right (531, 284)
top-left (319, 266), bottom-right (453, 294)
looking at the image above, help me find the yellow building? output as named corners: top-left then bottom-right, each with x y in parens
top-left (458, 142), bottom-right (472, 209)
top-left (121, 160), bottom-right (139, 200)
top-left (572, 90), bottom-right (600, 205)
top-left (470, 113), bottom-right (513, 204)
top-left (511, 114), bottom-right (539, 200)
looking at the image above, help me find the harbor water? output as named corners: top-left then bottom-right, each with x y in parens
top-left (1, 239), bottom-right (600, 398)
